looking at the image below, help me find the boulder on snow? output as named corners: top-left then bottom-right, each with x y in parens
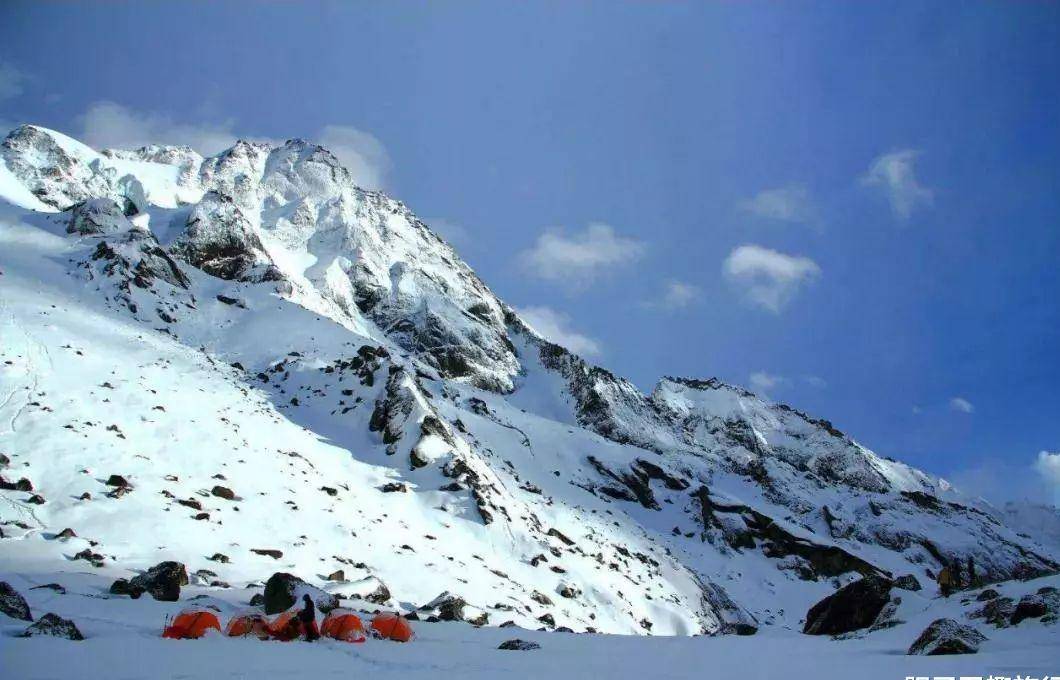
top-left (207, 553), bottom-right (230, 563)
top-left (19, 613), bottom-right (84, 640)
top-left (969, 596), bottom-right (1016, 628)
top-left (128, 561), bottom-right (188, 601)
top-left (1010, 589), bottom-right (1059, 625)
top-left (211, 485), bottom-right (236, 500)
top-left (420, 591), bottom-right (467, 621)
top-left (344, 576), bottom-right (391, 604)
top-left (326, 570), bottom-right (345, 582)
top-left (908, 618), bottom-right (986, 655)
top-left (976, 588), bottom-right (1000, 602)
top-left (251, 548), bottom-right (283, 559)
top-left (498, 639), bottom-right (540, 650)
top-left (105, 474), bottom-right (130, 488)
top-left (803, 575), bottom-right (893, 635)
top-left (893, 574), bottom-right (921, 591)
top-left (0, 581), bottom-right (32, 621)
top-left (262, 573), bottom-right (339, 615)
top-left (109, 578), bottom-right (144, 599)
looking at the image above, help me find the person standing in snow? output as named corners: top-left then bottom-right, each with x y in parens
top-left (937, 564), bottom-right (955, 597)
top-left (299, 594), bottom-right (319, 641)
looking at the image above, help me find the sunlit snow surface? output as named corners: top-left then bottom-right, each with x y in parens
top-left (1, 125), bottom-right (1057, 676)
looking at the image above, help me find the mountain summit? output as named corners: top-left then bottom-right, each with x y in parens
top-left (0, 125), bottom-right (1055, 635)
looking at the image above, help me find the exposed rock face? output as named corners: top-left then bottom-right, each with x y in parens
top-left (908, 618), bottom-right (986, 655)
top-left (128, 561), bottom-right (188, 602)
top-left (66, 198), bottom-right (136, 235)
top-left (262, 572), bottom-right (339, 615)
top-left (420, 591), bottom-right (468, 622)
top-left (893, 575), bottom-right (921, 591)
top-left (19, 613), bottom-right (84, 641)
top-left (344, 576), bottom-right (391, 605)
top-left (498, 639), bottom-right (541, 650)
top-left (803, 576), bottom-right (893, 635)
top-left (172, 191), bottom-right (279, 282)
top-left (0, 582), bottom-right (32, 621)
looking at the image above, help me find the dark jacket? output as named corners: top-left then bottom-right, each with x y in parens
top-left (298, 595), bottom-right (316, 623)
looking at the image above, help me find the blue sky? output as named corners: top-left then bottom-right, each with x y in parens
top-left (1, 2), bottom-right (1057, 502)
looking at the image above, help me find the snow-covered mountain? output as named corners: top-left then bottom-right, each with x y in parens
top-left (1, 124), bottom-right (1056, 636)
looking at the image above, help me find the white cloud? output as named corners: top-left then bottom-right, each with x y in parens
top-left (519, 222), bottom-right (645, 288)
top-left (645, 280), bottom-right (701, 311)
top-left (0, 61), bottom-right (26, 101)
top-left (949, 397), bottom-right (975, 414)
top-left (79, 101), bottom-right (247, 156)
top-left (861, 149), bottom-right (934, 220)
top-left (316, 125), bottom-right (390, 190)
top-left (749, 371), bottom-right (786, 394)
top-left (722, 244), bottom-right (821, 312)
top-left (1034, 451), bottom-right (1060, 488)
top-left (424, 218), bottom-right (470, 247)
top-left (803, 375), bottom-right (827, 388)
top-left (77, 102), bottom-right (389, 188)
top-left (516, 306), bottom-right (601, 357)
top-left (740, 184), bottom-right (817, 225)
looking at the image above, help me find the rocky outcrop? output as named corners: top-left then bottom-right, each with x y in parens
top-left (128, 561), bottom-right (189, 602)
top-left (0, 582), bottom-right (32, 621)
top-left (803, 576), bottom-right (893, 635)
top-left (908, 618), bottom-right (986, 655)
top-left (19, 613), bottom-right (84, 640)
top-left (172, 191), bottom-right (280, 282)
top-left (262, 572), bottom-right (339, 615)
top-left (498, 639), bottom-right (540, 650)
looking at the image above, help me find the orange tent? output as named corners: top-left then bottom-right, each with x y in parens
top-left (163, 609), bottom-right (222, 639)
top-left (267, 609), bottom-right (305, 641)
top-left (370, 612), bottom-right (413, 642)
top-left (225, 612), bottom-right (271, 639)
top-left (321, 610), bottom-right (367, 643)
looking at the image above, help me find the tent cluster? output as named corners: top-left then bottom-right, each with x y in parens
top-left (162, 607), bottom-right (412, 644)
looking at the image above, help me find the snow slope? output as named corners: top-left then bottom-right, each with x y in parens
top-left (1, 125), bottom-right (1057, 647)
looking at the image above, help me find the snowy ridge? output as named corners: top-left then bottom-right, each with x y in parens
top-left (0, 125), bottom-right (1056, 637)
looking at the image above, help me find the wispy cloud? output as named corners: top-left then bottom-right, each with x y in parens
top-left (861, 149), bottom-right (934, 220)
top-left (949, 397), bottom-right (975, 414)
top-left (723, 244), bottom-right (821, 312)
top-left (516, 305), bottom-right (601, 357)
top-left (749, 371), bottom-right (786, 395)
top-left (644, 280), bottom-right (701, 311)
top-left (1036, 451), bottom-right (1060, 492)
top-left (519, 222), bottom-right (645, 288)
top-left (77, 101), bottom-right (390, 189)
top-left (317, 124), bottom-right (390, 190)
top-left (740, 183), bottom-right (818, 225)
top-left (0, 61), bottom-right (26, 101)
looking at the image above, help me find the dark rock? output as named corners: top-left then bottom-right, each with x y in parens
top-left (908, 618), bottom-right (986, 655)
top-left (178, 498), bottom-right (203, 510)
top-left (30, 583), bottom-right (66, 594)
top-left (320, 486), bottom-right (338, 497)
top-left (193, 512), bottom-right (210, 521)
top-left (0, 582), bottom-right (32, 620)
top-left (262, 572), bottom-right (339, 615)
top-left (558, 584), bottom-right (580, 599)
top-left (326, 570), bottom-right (345, 582)
top-left (498, 639), bottom-right (540, 650)
top-left (0, 476), bottom-right (33, 492)
top-left (379, 482), bottom-right (407, 493)
top-left (803, 575), bottom-right (893, 635)
top-left (105, 475), bottom-right (130, 488)
top-left (249, 593), bottom-right (265, 607)
top-left (109, 579), bottom-right (144, 599)
top-left (976, 589), bottom-right (999, 602)
top-left (537, 613), bottom-right (556, 627)
top-left (19, 613), bottom-right (83, 640)
top-left (1010, 590), bottom-right (1058, 625)
top-left (106, 486), bottom-right (131, 499)
top-left (73, 549), bottom-right (105, 567)
top-left (211, 485), bottom-right (235, 500)
top-left (421, 591), bottom-right (467, 621)
top-left (970, 596), bottom-right (1016, 628)
top-left (56, 528), bottom-right (77, 540)
top-left (129, 561), bottom-right (188, 601)
top-left (207, 553), bottom-right (230, 563)
top-left (530, 590), bottom-right (553, 606)
top-left (893, 574), bottom-right (921, 591)
top-left (725, 623), bottom-right (758, 636)
top-left (468, 611), bottom-right (489, 627)
top-left (26, 493), bottom-right (45, 505)
top-left (252, 548), bottom-right (283, 559)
